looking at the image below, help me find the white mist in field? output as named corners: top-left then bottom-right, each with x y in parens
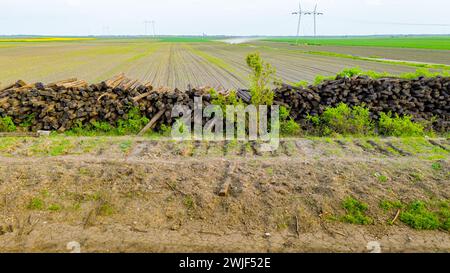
top-left (220, 37), bottom-right (262, 44)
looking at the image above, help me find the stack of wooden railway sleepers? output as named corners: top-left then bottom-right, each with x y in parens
top-left (274, 75), bottom-right (449, 131)
top-left (0, 74), bottom-right (449, 132)
top-left (0, 74), bottom-right (211, 132)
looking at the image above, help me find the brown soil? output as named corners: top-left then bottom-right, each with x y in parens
top-left (0, 137), bottom-right (449, 253)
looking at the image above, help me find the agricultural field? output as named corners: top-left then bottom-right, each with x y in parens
top-left (2, 36), bottom-right (449, 89)
top-left (265, 36), bottom-right (450, 50)
top-left (1, 36), bottom-right (449, 254)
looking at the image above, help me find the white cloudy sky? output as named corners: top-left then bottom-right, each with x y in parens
top-left (0, 0), bottom-right (449, 36)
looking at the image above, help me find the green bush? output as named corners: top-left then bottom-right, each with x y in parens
top-left (279, 106), bottom-right (301, 136)
top-left (0, 116), bottom-right (16, 132)
top-left (210, 88), bottom-right (243, 111)
top-left (311, 103), bottom-right (373, 136)
top-left (117, 107), bottom-right (150, 134)
top-left (246, 52), bottom-right (276, 106)
top-left (378, 112), bottom-right (424, 137)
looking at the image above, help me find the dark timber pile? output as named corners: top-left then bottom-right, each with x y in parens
top-left (274, 75), bottom-right (449, 131)
top-left (0, 74), bottom-right (211, 132)
top-left (0, 74), bottom-right (449, 132)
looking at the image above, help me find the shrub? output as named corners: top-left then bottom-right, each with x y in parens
top-left (117, 107), bottom-right (149, 134)
top-left (0, 116), bottom-right (16, 132)
top-left (378, 112), bottom-right (424, 137)
top-left (279, 106), bottom-right (300, 136)
top-left (246, 52), bottom-right (276, 106)
top-left (210, 88), bottom-right (243, 111)
top-left (314, 103), bottom-right (373, 136)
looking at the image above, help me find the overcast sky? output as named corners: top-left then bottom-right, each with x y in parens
top-left (0, 0), bottom-right (449, 36)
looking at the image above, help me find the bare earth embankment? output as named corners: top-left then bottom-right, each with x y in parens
top-left (0, 137), bottom-right (448, 252)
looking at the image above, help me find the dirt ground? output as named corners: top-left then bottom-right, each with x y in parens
top-left (0, 137), bottom-right (449, 253)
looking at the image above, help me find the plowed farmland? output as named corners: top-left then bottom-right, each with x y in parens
top-left (0, 137), bottom-right (449, 252)
top-left (1, 38), bottom-right (438, 89)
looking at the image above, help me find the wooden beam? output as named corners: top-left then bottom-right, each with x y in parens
top-left (137, 108), bottom-right (166, 136)
top-left (132, 91), bottom-right (153, 102)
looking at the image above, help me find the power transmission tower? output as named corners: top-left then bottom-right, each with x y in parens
top-left (151, 20), bottom-right (156, 37)
top-left (312, 4), bottom-right (324, 37)
top-left (292, 2), bottom-right (325, 40)
top-left (144, 21), bottom-right (151, 36)
top-left (144, 20), bottom-right (156, 37)
top-left (291, 2), bottom-right (312, 44)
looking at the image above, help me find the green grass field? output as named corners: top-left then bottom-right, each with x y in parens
top-left (266, 36), bottom-right (450, 50)
top-left (157, 36), bottom-right (220, 43)
top-left (0, 37), bottom-right (96, 43)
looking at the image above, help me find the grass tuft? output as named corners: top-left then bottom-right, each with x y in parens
top-left (341, 197), bottom-right (373, 225)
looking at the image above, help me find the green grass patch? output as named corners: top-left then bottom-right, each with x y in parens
top-left (98, 202), bottom-right (115, 216)
top-left (374, 173), bottom-right (389, 183)
top-left (27, 198), bottom-right (44, 210)
top-left (380, 200), bottom-right (404, 211)
top-left (265, 36), bottom-right (450, 50)
top-left (119, 140), bottom-right (133, 153)
top-left (48, 204), bottom-right (62, 212)
top-left (157, 36), bottom-right (217, 43)
top-left (400, 201), bottom-right (441, 230)
top-left (49, 139), bottom-right (73, 156)
top-left (382, 199), bottom-right (450, 231)
top-left (0, 116), bottom-right (16, 132)
top-left (313, 67), bottom-right (450, 85)
top-left (0, 37), bottom-right (96, 43)
top-left (304, 51), bottom-right (450, 70)
top-left (183, 195), bottom-right (197, 211)
top-left (431, 162), bottom-right (442, 170)
top-left (340, 197), bottom-right (373, 225)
